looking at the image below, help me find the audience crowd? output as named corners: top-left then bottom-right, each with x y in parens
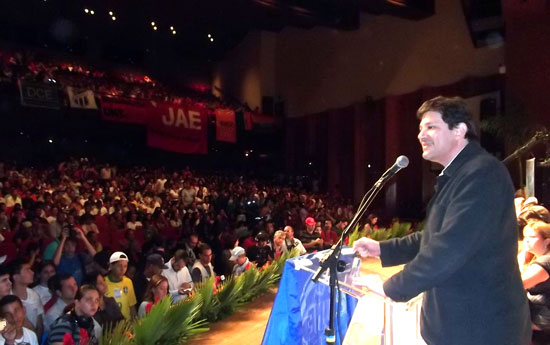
top-left (0, 49), bottom-right (247, 113)
top-left (0, 157), bottom-right (359, 343)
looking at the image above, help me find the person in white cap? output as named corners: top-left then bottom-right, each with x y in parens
top-left (230, 247), bottom-right (253, 276)
top-left (104, 252), bottom-right (136, 320)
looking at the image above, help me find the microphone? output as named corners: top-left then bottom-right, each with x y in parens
top-left (380, 155), bottom-right (409, 180)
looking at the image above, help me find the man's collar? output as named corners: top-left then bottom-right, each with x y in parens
top-left (440, 141), bottom-right (480, 177)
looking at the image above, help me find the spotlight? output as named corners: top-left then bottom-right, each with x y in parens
top-left (170, 26), bottom-right (174, 30)
top-left (48, 139), bottom-right (53, 144)
top-left (84, 8), bottom-right (89, 13)
top-left (90, 10), bottom-right (95, 15)
top-left (208, 34), bottom-right (211, 38)
top-left (109, 11), bottom-right (113, 16)
top-left (153, 26), bottom-right (158, 31)
top-left (112, 16), bottom-right (116, 21)
top-left (172, 30), bottom-right (176, 35)
top-left (210, 38), bottom-right (214, 42)
top-left (151, 21), bottom-right (155, 26)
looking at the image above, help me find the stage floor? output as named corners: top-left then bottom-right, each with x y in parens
top-left (189, 288), bottom-right (278, 345)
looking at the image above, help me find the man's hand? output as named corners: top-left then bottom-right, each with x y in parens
top-left (352, 237), bottom-right (381, 257)
top-left (1, 323), bottom-right (17, 344)
top-left (178, 283), bottom-right (192, 295)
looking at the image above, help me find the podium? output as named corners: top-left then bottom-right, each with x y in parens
top-left (262, 249), bottom-right (425, 345)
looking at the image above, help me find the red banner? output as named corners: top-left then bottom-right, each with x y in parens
top-left (146, 101), bottom-right (208, 154)
top-left (99, 96), bottom-right (148, 124)
top-left (215, 108), bottom-right (236, 143)
top-left (244, 112), bottom-right (254, 131)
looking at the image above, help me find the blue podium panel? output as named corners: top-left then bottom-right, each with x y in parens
top-left (262, 250), bottom-right (359, 345)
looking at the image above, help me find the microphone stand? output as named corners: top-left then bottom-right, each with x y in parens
top-left (311, 172), bottom-right (395, 344)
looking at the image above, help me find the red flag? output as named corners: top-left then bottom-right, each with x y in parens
top-left (99, 96), bottom-right (148, 124)
top-left (146, 101), bottom-right (208, 154)
top-left (244, 112), bottom-right (254, 131)
top-left (215, 108), bottom-right (236, 143)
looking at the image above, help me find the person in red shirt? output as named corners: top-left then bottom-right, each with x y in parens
top-left (321, 219), bottom-right (339, 249)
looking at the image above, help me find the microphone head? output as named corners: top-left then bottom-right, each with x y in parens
top-left (396, 155), bottom-right (409, 168)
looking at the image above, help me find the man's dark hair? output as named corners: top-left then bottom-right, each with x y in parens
top-left (173, 249), bottom-right (188, 263)
top-left (0, 265), bottom-right (9, 279)
top-left (48, 273), bottom-right (73, 293)
top-left (417, 96), bottom-right (479, 141)
top-left (198, 243), bottom-right (211, 254)
top-left (8, 258), bottom-right (27, 279)
top-left (0, 295), bottom-right (23, 315)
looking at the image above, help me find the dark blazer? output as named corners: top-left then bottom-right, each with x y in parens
top-left (380, 142), bottom-right (531, 345)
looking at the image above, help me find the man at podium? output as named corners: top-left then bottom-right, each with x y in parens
top-left (353, 96), bottom-right (531, 345)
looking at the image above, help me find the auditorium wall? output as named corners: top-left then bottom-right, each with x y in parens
top-left (213, 1), bottom-right (503, 118)
top-left (503, 0), bottom-right (550, 128)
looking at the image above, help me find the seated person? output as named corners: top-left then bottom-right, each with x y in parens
top-left (43, 274), bottom-right (78, 333)
top-left (0, 295), bottom-right (39, 345)
top-left (299, 217), bottom-right (323, 253)
top-left (48, 285), bottom-right (101, 345)
top-left (246, 232), bottom-right (273, 268)
top-left (229, 247), bottom-right (253, 276)
top-left (520, 221), bottom-right (550, 331)
top-left (32, 261), bottom-right (56, 306)
top-left (137, 274), bottom-right (169, 318)
top-left (162, 250), bottom-right (192, 303)
top-left (83, 272), bottom-right (124, 329)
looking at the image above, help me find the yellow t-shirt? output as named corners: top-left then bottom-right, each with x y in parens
top-left (104, 275), bottom-right (136, 319)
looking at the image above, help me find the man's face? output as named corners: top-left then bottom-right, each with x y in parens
top-left (1, 300), bottom-right (26, 329)
top-left (172, 259), bottom-right (186, 272)
top-left (110, 261), bottom-right (128, 280)
top-left (0, 274), bottom-right (12, 297)
top-left (200, 249), bottom-right (212, 265)
top-left (39, 265), bottom-right (56, 284)
top-left (64, 239), bottom-right (77, 256)
top-left (324, 221), bottom-right (332, 230)
top-left (188, 235), bottom-right (199, 248)
top-left (418, 111), bottom-right (462, 166)
top-left (15, 264), bottom-right (34, 286)
top-left (284, 227), bottom-right (294, 239)
top-left (59, 277), bottom-right (78, 301)
top-left (236, 255), bottom-right (247, 265)
top-left (306, 224), bottom-right (315, 233)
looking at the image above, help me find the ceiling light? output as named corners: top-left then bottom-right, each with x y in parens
top-left (151, 21), bottom-right (155, 26)
top-left (109, 11), bottom-right (113, 16)
top-left (90, 10), bottom-right (95, 15)
top-left (112, 16), bottom-right (116, 21)
top-left (84, 8), bottom-right (89, 13)
top-left (210, 38), bottom-right (214, 42)
top-left (153, 26), bottom-right (158, 31)
top-left (208, 34), bottom-right (212, 38)
top-left (170, 26), bottom-right (174, 30)
top-left (172, 30), bottom-right (176, 35)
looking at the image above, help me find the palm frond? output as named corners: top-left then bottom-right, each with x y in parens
top-left (99, 319), bottom-right (133, 345)
top-left (156, 298), bottom-right (208, 344)
top-left (370, 228), bottom-right (390, 241)
top-left (237, 267), bottom-right (260, 303)
top-left (133, 297), bottom-right (172, 345)
top-left (193, 276), bottom-right (220, 322)
top-left (215, 276), bottom-right (243, 319)
top-left (347, 224), bottom-right (365, 247)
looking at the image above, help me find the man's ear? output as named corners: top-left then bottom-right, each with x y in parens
top-left (455, 123), bottom-right (468, 138)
